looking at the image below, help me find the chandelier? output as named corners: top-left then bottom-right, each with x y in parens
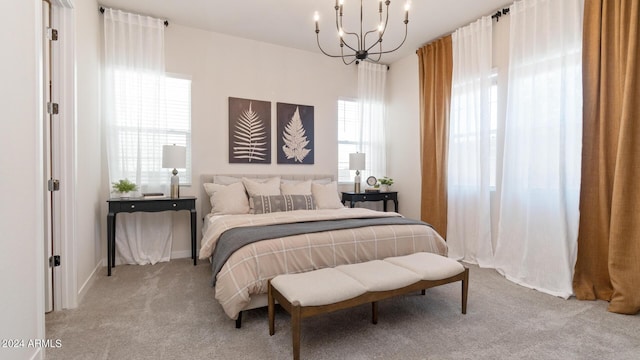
top-left (314, 0), bottom-right (410, 65)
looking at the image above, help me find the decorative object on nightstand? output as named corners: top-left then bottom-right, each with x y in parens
top-left (349, 152), bottom-right (366, 193)
top-left (162, 144), bottom-right (186, 199)
top-left (365, 176), bottom-right (379, 192)
top-left (111, 179), bottom-right (138, 198)
top-left (379, 176), bottom-right (394, 192)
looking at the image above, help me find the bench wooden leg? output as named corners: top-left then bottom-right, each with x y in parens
top-left (268, 280), bottom-right (275, 336)
top-left (421, 289), bottom-right (426, 295)
top-left (462, 267), bottom-right (469, 314)
top-left (292, 302), bottom-right (301, 360)
top-left (372, 302), bottom-right (378, 324)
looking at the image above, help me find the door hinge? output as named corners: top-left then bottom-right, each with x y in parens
top-left (47, 28), bottom-right (58, 41)
top-left (48, 178), bottom-right (60, 192)
top-left (49, 255), bottom-right (61, 268)
top-left (47, 102), bottom-right (59, 115)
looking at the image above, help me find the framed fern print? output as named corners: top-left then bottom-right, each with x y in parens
top-left (228, 97), bottom-right (271, 164)
top-left (277, 102), bottom-right (314, 164)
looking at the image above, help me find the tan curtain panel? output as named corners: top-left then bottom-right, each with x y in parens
top-left (417, 36), bottom-right (453, 237)
top-left (573, 0), bottom-right (640, 315)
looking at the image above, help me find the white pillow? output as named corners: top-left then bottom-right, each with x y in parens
top-left (311, 181), bottom-right (344, 209)
top-left (203, 182), bottom-right (250, 215)
top-left (312, 178), bottom-right (333, 185)
top-left (242, 177), bottom-right (281, 197)
top-left (213, 175), bottom-right (243, 185)
top-left (280, 179), bottom-right (312, 195)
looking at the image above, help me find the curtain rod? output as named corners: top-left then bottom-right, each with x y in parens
top-left (415, 6), bottom-right (511, 54)
top-left (491, 8), bottom-right (510, 22)
top-left (99, 7), bottom-right (169, 27)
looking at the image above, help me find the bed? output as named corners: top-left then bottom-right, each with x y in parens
top-left (198, 174), bottom-right (448, 325)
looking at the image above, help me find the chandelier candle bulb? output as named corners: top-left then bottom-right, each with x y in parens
top-left (314, 12), bottom-right (319, 31)
top-left (405, 2), bottom-right (410, 22)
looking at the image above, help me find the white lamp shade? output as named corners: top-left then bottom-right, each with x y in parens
top-left (349, 153), bottom-right (366, 170)
top-left (162, 145), bottom-right (186, 169)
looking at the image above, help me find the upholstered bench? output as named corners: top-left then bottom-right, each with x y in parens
top-left (268, 252), bottom-right (469, 360)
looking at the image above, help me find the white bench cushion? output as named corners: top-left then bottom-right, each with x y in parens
top-left (384, 253), bottom-right (464, 280)
top-left (271, 268), bottom-right (367, 307)
top-left (336, 260), bottom-right (422, 292)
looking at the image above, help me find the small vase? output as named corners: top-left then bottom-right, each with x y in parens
top-left (114, 191), bottom-right (131, 199)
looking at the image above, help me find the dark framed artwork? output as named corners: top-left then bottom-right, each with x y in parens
top-left (228, 97), bottom-right (271, 164)
top-left (277, 102), bottom-right (314, 164)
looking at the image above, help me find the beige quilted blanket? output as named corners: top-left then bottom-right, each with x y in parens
top-left (200, 208), bottom-right (447, 319)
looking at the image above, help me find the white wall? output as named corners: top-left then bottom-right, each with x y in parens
top-left (150, 25), bottom-right (358, 255)
top-left (75, 0), bottom-right (103, 299)
top-left (386, 55), bottom-right (422, 220)
top-left (0, 1), bottom-right (45, 359)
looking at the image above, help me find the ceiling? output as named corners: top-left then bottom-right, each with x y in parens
top-left (98, 0), bottom-right (512, 64)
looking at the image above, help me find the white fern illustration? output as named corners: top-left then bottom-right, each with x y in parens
top-left (233, 102), bottom-right (267, 162)
top-left (281, 107), bottom-right (311, 163)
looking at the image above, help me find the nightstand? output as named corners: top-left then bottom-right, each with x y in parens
top-left (341, 191), bottom-right (398, 212)
top-left (106, 196), bottom-right (197, 276)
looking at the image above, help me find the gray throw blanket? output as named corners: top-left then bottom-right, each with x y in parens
top-left (211, 216), bottom-right (432, 286)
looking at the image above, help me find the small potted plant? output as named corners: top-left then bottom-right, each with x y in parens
top-left (378, 176), bottom-right (394, 192)
top-left (112, 179), bottom-right (138, 198)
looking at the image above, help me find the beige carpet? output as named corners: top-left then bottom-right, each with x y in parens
top-left (45, 259), bottom-right (639, 360)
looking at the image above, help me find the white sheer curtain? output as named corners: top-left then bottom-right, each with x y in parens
top-left (494, 0), bottom-right (583, 298)
top-left (447, 16), bottom-right (494, 267)
top-left (357, 62), bottom-right (387, 180)
top-left (103, 9), bottom-right (172, 265)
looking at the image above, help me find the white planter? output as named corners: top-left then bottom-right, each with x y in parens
top-left (380, 185), bottom-right (389, 192)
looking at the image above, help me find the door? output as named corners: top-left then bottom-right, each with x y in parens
top-left (42, 0), bottom-right (60, 313)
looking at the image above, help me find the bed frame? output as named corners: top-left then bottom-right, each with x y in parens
top-left (198, 173), bottom-right (336, 328)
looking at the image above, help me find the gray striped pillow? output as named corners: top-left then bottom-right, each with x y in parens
top-left (252, 195), bottom-right (316, 214)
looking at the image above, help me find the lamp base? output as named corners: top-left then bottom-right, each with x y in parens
top-left (170, 173), bottom-right (180, 198)
top-left (354, 173), bottom-right (361, 193)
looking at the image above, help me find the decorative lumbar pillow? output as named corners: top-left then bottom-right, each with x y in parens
top-left (280, 180), bottom-right (312, 195)
top-left (203, 182), bottom-right (250, 215)
top-left (311, 181), bottom-right (344, 209)
top-left (252, 195), bottom-right (316, 214)
top-left (243, 177), bottom-right (281, 211)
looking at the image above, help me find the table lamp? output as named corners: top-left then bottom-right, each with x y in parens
top-left (349, 152), bottom-right (366, 193)
top-left (162, 144), bottom-right (186, 198)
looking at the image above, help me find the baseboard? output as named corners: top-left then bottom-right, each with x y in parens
top-left (171, 250), bottom-right (193, 259)
top-left (77, 260), bottom-right (102, 305)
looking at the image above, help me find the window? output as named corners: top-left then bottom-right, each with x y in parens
top-left (337, 98), bottom-right (359, 182)
top-left (113, 73), bottom-right (192, 186)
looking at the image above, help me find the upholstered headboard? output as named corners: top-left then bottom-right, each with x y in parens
top-left (199, 174), bottom-right (336, 217)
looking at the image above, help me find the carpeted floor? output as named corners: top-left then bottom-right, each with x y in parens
top-left (45, 259), bottom-right (639, 360)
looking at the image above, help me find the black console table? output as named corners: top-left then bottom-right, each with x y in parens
top-left (341, 191), bottom-right (398, 212)
top-left (106, 196), bottom-right (197, 276)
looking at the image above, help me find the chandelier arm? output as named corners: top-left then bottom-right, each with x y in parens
top-left (341, 34), bottom-right (361, 53)
top-left (341, 44), bottom-right (358, 65)
top-left (316, 33), bottom-right (357, 58)
top-left (364, 0), bottom-right (390, 53)
top-left (373, 40), bottom-right (383, 62)
top-left (359, 0), bottom-right (364, 50)
top-left (363, 29), bottom-right (381, 48)
top-left (367, 23), bottom-right (408, 56)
